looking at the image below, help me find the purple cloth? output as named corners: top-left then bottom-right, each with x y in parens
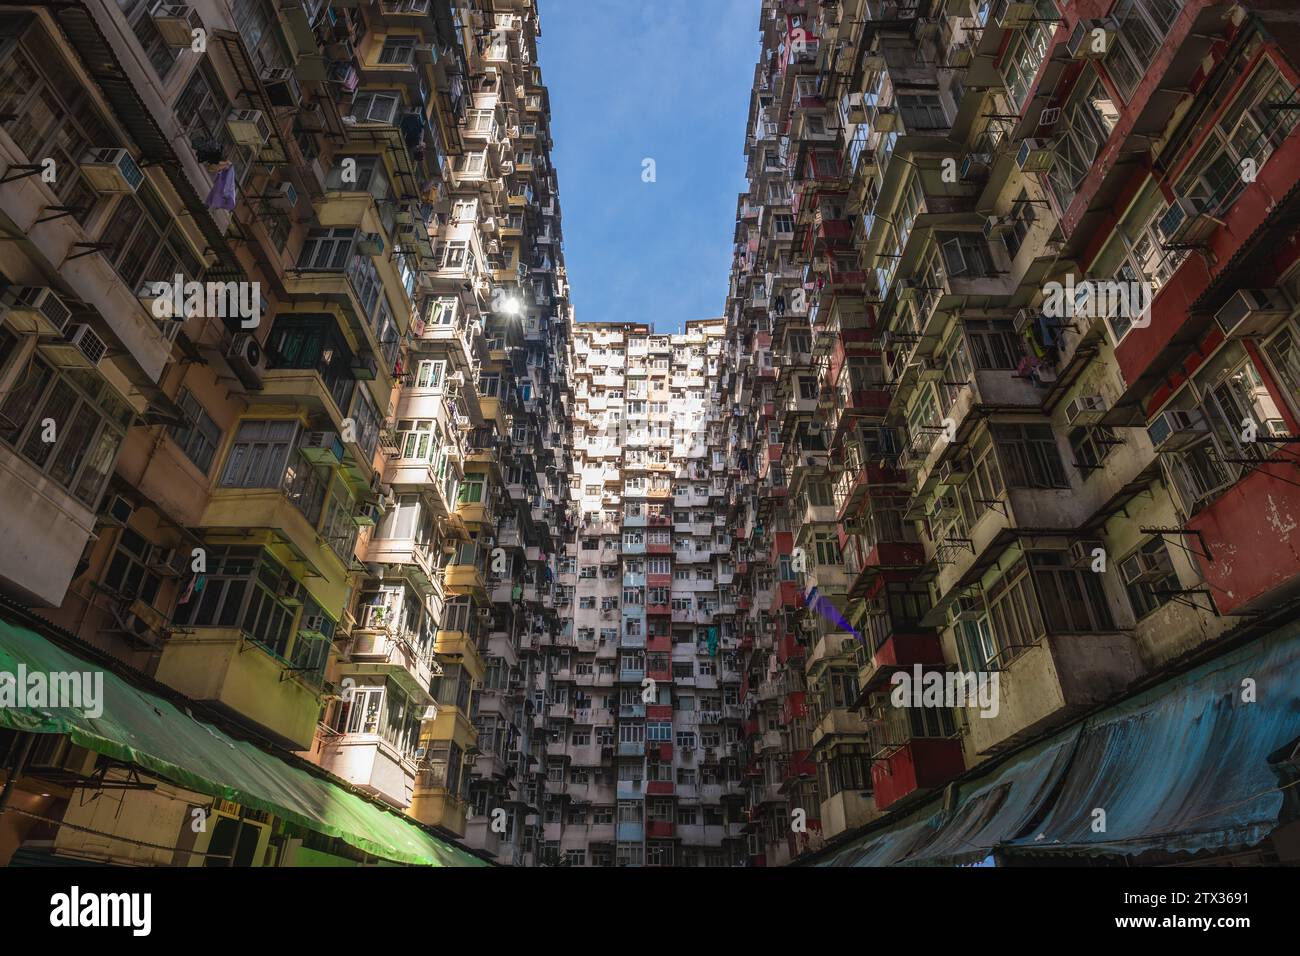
top-left (205, 165), bottom-right (236, 211)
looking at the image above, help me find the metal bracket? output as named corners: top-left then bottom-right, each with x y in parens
top-left (1139, 527), bottom-right (1212, 563)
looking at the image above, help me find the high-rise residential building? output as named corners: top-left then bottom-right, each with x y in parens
top-left (3, 0), bottom-right (1300, 873)
top-left (0, 0), bottom-right (567, 868)
top-left (721, 0), bottom-right (1300, 867)
top-left (547, 320), bottom-right (749, 867)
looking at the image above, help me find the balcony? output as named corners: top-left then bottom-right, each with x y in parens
top-left (1186, 467), bottom-right (1300, 617)
top-left (314, 730), bottom-right (417, 809)
top-left (155, 626), bottom-right (322, 750)
top-left (967, 631), bottom-right (1143, 756)
top-left (856, 624), bottom-right (944, 693)
top-left (348, 624), bottom-right (439, 701)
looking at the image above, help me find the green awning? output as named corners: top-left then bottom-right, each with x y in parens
top-left (0, 619), bottom-right (486, 867)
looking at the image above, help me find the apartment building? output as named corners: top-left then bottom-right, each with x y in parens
top-left (721, 0), bottom-right (1300, 866)
top-left (0, 0), bottom-right (569, 868)
top-left (541, 320), bottom-right (749, 867)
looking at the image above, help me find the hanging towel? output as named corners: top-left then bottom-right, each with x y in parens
top-left (707, 626), bottom-right (719, 658)
top-left (206, 164), bottom-right (237, 211)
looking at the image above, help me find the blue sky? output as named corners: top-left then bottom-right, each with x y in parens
top-left (538, 0), bottom-right (758, 332)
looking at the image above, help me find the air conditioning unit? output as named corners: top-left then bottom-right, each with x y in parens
top-left (1121, 549), bottom-right (1171, 587)
top-left (998, 2), bottom-right (1038, 28)
top-left (1016, 138), bottom-right (1055, 173)
top-left (353, 501), bottom-right (381, 527)
top-left (447, 371), bottom-right (466, 387)
top-left (456, 414), bottom-right (472, 430)
top-left (102, 494), bottom-right (134, 527)
top-left (351, 351), bottom-right (378, 381)
top-left (1064, 394), bottom-right (1106, 426)
top-left (80, 148), bottom-right (145, 193)
top-left (356, 233), bottom-right (385, 256)
top-left (300, 430), bottom-right (344, 465)
top-left (1146, 408), bottom-right (1209, 453)
top-left (845, 92), bottom-right (868, 124)
top-left (278, 579), bottom-right (303, 606)
top-left (147, 546), bottom-right (189, 576)
top-left (1214, 288), bottom-right (1290, 339)
top-left (1067, 18), bottom-right (1118, 59)
top-left (930, 495), bottom-right (955, 519)
top-left (226, 333), bottom-right (264, 389)
top-left (938, 456), bottom-right (970, 486)
top-left (151, 5), bottom-right (201, 47)
top-left (1037, 106), bottom-right (1062, 127)
top-left (951, 594), bottom-right (983, 623)
top-left (40, 323), bottom-right (107, 368)
top-left (268, 181), bottom-right (298, 212)
top-left (913, 17), bottom-right (939, 40)
top-left (1013, 307), bottom-right (1038, 334)
top-left (1158, 196), bottom-right (1216, 245)
top-left (983, 215), bottom-right (1013, 239)
top-left (261, 67), bottom-right (302, 108)
top-left (1069, 539), bottom-right (1105, 568)
top-left (500, 160), bottom-right (515, 174)
top-left (27, 736), bottom-right (99, 777)
top-left (872, 105), bottom-right (899, 133)
top-left (957, 153), bottom-right (991, 183)
top-left (300, 614), bottom-right (327, 635)
top-left (227, 109), bottom-right (271, 149)
top-left (948, 43), bottom-right (973, 68)
top-left (1, 286), bottom-right (72, 336)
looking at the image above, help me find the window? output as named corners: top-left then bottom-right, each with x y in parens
top-left (1069, 425), bottom-right (1119, 472)
top-left (1175, 58), bottom-right (1300, 214)
top-left (102, 529), bottom-right (161, 607)
top-left (118, 0), bottom-right (184, 78)
top-left (0, 24), bottom-right (111, 224)
top-left (350, 90), bottom-right (402, 125)
top-left (398, 420), bottom-right (435, 461)
top-left (992, 424), bottom-right (1068, 489)
top-left (414, 360), bottom-right (445, 389)
top-left (266, 315), bottom-right (356, 416)
top-left (98, 179), bottom-right (203, 298)
top-left (1046, 76), bottom-right (1120, 212)
top-left (1103, 0), bottom-right (1184, 102)
top-left (998, 0), bottom-right (1057, 108)
top-left (938, 232), bottom-right (995, 278)
top-left (168, 389), bottom-right (223, 474)
top-left (1122, 538), bottom-right (1180, 619)
top-left (220, 420), bottom-right (297, 489)
top-left (0, 357), bottom-right (129, 509)
top-left (1002, 190), bottom-right (1036, 260)
top-left (956, 616), bottom-right (997, 672)
top-left (378, 36), bottom-right (416, 65)
top-left (172, 546), bottom-right (302, 660)
top-left (898, 93), bottom-right (946, 130)
top-left (298, 228), bottom-right (357, 271)
top-left (324, 155), bottom-right (391, 200)
top-left (1029, 551), bottom-right (1115, 633)
top-left (823, 745), bottom-right (873, 796)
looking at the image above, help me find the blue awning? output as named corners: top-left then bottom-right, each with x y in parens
top-left (898, 728), bottom-right (1080, 866)
top-left (1003, 624), bottom-right (1300, 859)
top-left (815, 810), bottom-right (942, 867)
top-left (804, 621), bottom-right (1300, 866)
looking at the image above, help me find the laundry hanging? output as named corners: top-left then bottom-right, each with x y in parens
top-left (205, 164), bottom-right (237, 211)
